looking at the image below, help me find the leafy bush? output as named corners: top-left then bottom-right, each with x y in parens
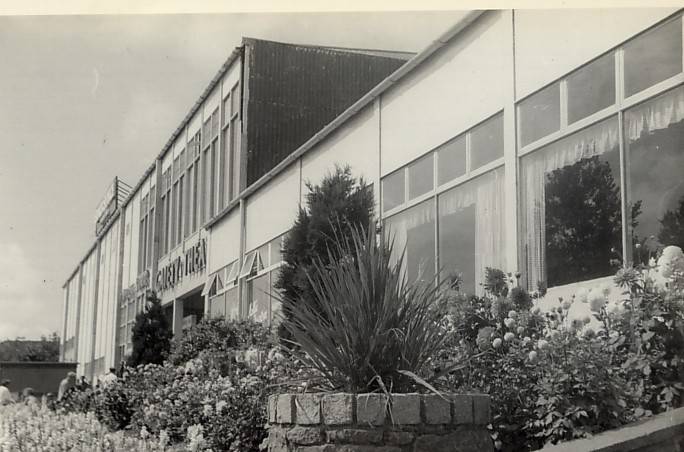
top-left (276, 165), bottom-right (374, 341)
top-left (128, 295), bottom-right (173, 367)
top-left (282, 226), bottom-right (452, 393)
top-left (168, 318), bottom-right (274, 366)
top-left (445, 254), bottom-right (684, 451)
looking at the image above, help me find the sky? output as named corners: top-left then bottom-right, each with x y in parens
top-left (0, 10), bottom-right (470, 340)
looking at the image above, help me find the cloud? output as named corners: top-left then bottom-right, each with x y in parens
top-left (0, 242), bottom-right (61, 340)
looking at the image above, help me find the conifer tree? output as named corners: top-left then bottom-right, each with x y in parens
top-left (276, 165), bottom-right (374, 333)
top-left (127, 292), bottom-right (173, 367)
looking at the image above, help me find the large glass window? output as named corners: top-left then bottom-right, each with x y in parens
top-left (522, 117), bottom-right (622, 289)
top-left (626, 86), bottom-right (684, 262)
top-left (382, 169), bottom-right (405, 212)
top-left (408, 154), bottom-right (434, 200)
top-left (209, 293), bottom-right (226, 318)
top-left (437, 135), bottom-right (466, 185)
top-left (470, 113), bottom-right (504, 169)
top-left (567, 52), bottom-right (616, 124)
top-left (225, 287), bottom-right (239, 320)
top-left (246, 273), bottom-right (270, 324)
top-left (385, 199), bottom-right (435, 284)
top-left (519, 83), bottom-right (561, 146)
top-left (624, 17), bottom-right (682, 97)
top-left (439, 204), bottom-right (476, 294)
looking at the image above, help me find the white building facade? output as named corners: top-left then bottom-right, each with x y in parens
top-left (62, 9), bottom-right (684, 381)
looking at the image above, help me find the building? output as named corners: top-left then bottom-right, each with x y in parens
top-left (62, 9), bottom-right (684, 382)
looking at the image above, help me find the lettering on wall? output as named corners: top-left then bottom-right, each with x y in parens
top-left (156, 239), bottom-right (207, 292)
top-left (120, 269), bottom-right (150, 303)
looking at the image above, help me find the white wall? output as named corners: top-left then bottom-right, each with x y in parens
top-left (208, 210), bottom-right (241, 274)
top-left (76, 248), bottom-right (98, 376)
top-left (301, 104), bottom-right (379, 189)
top-left (245, 164), bottom-right (300, 251)
top-left (204, 86), bottom-right (220, 116)
top-left (222, 59), bottom-right (241, 98)
top-left (514, 8), bottom-right (679, 99)
top-left (94, 219), bottom-right (120, 373)
top-left (380, 10), bottom-right (508, 175)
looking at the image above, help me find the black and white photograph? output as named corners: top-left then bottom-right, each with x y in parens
top-left (0, 2), bottom-right (683, 450)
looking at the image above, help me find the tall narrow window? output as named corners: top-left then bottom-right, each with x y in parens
top-left (171, 182), bottom-right (178, 249)
top-left (470, 113), bottom-right (504, 169)
top-left (209, 141), bottom-right (217, 218)
top-left (408, 154), bottom-right (434, 200)
top-left (384, 199), bottom-right (435, 284)
top-left (177, 176), bottom-right (184, 245)
top-left (382, 170), bottom-right (405, 212)
top-left (231, 117), bottom-right (240, 197)
top-left (437, 135), bottom-right (466, 185)
top-left (192, 164), bottom-right (199, 232)
top-left (147, 207), bottom-right (154, 268)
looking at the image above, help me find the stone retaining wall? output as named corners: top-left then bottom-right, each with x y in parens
top-left (265, 393), bottom-right (493, 452)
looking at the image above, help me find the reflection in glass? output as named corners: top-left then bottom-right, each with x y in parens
top-left (225, 288), bottom-right (239, 320)
top-left (439, 204), bottom-right (476, 294)
top-left (470, 113), bottom-right (504, 169)
top-left (408, 154), bottom-right (434, 200)
top-left (544, 152), bottom-right (622, 286)
top-left (247, 273), bottom-right (270, 324)
top-left (382, 170), bottom-right (405, 212)
top-left (384, 199), bottom-right (435, 284)
top-left (210, 293), bottom-right (226, 318)
top-left (437, 135), bottom-right (466, 185)
top-left (626, 87), bottom-right (684, 261)
top-left (522, 117), bottom-right (622, 290)
top-left (567, 52), bottom-right (615, 124)
top-left (519, 83), bottom-right (561, 146)
top-left (624, 17), bottom-right (682, 97)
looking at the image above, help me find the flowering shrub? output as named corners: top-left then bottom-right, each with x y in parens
top-left (0, 403), bottom-right (173, 451)
top-left (443, 250), bottom-right (684, 451)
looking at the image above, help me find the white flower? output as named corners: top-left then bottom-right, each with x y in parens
top-left (588, 288), bottom-right (606, 312)
top-left (507, 310), bottom-right (518, 320)
top-left (504, 332), bottom-right (515, 342)
top-left (658, 246), bottom-right (684, 279)
top-left (504, 318), bottom-right (516, 328)
top-left (492, 338), bottom-right (502, 348)
top-left (537, 339), bottom-right (549, 350)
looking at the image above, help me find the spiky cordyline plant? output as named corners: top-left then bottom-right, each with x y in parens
top-left (280, 225), bottom-right (451, 393)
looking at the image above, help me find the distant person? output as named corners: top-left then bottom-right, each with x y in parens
top-left (100, 367), bottom-right (117, 388)
top-left (22, 387), bottom-right (38, 406)
top-left (77, 376), bottom-right (90, 390)
top-left (0, 379), bottom-right (13, 405)
top-left (57, 372), bottom-right (76, 401)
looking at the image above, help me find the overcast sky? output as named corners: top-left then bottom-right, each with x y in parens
top-left (0, 11), bottom-right (469, 340)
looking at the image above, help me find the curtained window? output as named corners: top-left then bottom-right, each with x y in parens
top-left (385, 199), bottom-right (435, 284)
top-left (438, 169), bottom-right (506, 295)
top-left (522, 117), bottom-right (622, 289)
top-left (626, 85), bottom-right (684, 261)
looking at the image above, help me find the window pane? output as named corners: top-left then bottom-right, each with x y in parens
top-left (270, 234), bottom-right (285, 265)
top-left (408, 154), bottom-right (434, 200)
top-left (624, 17), bottom-right (683, 97)
top-left (231, 84), bottom-right (240, 116)
top-left (471, 113), bottom-right (504, 169)
top-left (225, 288), bottom-right (239, 320)
top-left (384, 199), bottom-right (435, 284)
top-left (209, 293), bottom-right (226, 318)
top-left (246, 274), bottom-right (270, 324)
top-left (519, 83), bottom-right (561, 146)
top-left (522, 118), bottom-right (622, 288)
top-left (231, 118), bottom-right (240, 197)
top-left (437, 135), bottom-right (466, 185)
top-left (439, 204), bottom-right (476, 294)
top-left (567, 53), bottom-right (616, 124)
top-left (626, 88), bottom-right (684, 263)
top-left (382, 170), bottom-right (405, 212)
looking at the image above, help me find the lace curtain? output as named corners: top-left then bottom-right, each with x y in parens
top-left (522, 84), bottom-right (684, 290)
top-left (439, 168), bottom-right (506, 294)
top-left (384, 168), bottom-right (505, 295)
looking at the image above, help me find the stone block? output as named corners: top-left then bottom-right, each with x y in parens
top-left (327, 428), bottom-right (383, 444)
top-left (296, 394), bottom-right (323, 425)
top-left (472, 394), bottom-right (490, 425)
top-left (383, 430), bottom-right (415, 446)
top-left (286, 426), bottom-right (324, 446)
top-left (423, 394), bottom-right (451, 424)
top-left (415, 431), bottom-right (493, 452)
top-left (322, 393), bottom-right (354, 425)
top-left (356, 394), bottom-right (387, 426)
top-left (276, 394), bottom-right (295, 424)
top-left (268, 394), bottom-right (278, 423)
top-left (452, 394), bottom-right (473, 425)
top-left (389, 393), bottom-right (421, 425)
